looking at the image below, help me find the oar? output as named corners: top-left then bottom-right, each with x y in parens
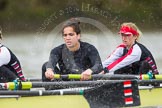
top-left (24, 74), bottom-right (137, 82)
top-left (25, 74), bottom-right (138, 81)
top-left (26, 74), bottom-right (162, 82)
top-left (26, 78), bottom-right (42, 82)
top-left (1, 79), bottom-right (162, 90)
top-left (48, 74), bottom-right (139, 80)
top-left (0, 80), bottom-right (140, 107)
top-left (0, 90), bottom-right (83, 96)
top-left (0, 80), bottom-right (123, 90)
top-left (140, 74), bottom-right (162, 80)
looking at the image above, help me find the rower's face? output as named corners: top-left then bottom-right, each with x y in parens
top-left (63, 26), bottom-right (80, 48)
top-left (121, 33), bottom-right (137, 47)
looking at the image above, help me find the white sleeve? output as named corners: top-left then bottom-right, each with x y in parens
top-left (0, 47), bottom-right (11, 66)
top-left (102, 46), bottom-right (124, 68)
top-left (109, 44), bottom-right (142, 73)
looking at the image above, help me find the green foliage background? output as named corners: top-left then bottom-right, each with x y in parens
top-left (0, 0), bottom-right (162, 33)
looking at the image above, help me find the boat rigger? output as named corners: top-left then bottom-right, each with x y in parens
top-left (1, 74), bottom-right (162, 108)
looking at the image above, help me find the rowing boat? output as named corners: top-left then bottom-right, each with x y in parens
top-left (139, 86), bottom-right (162, 107)
top-left (0, 95), bottom-right (90, 108)
top-left (0, 74), bottom-right (162, 108)
top-left (0, 86), bottom-right (162, 108)
top-left (1, 87), bottom-right (162, 108)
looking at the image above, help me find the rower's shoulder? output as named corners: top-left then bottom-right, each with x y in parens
top-left (136, 42), bottom-right (146, 48)
top-left (50, 44), bottom-right (65, 52)
top-left (135, 42), bottom-right (150, 51)
top-left (0, 44), bottom-right (11, 52)
top-left (115, 44), bottom-right (126, 49)
top-left (80, 41), bottom-right (96, 49)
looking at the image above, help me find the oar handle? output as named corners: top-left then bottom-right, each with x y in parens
top-left (26, 74), bottom-right (85, 81)
top-left (54, 74), bottom-right (85, 79)
top-left (0, 82), bottom-right (32, 90)
top-left (141, 74), bottom-right (162, 80)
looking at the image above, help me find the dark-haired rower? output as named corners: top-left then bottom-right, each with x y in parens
top-left (42, 18), bottom-right (103, 81)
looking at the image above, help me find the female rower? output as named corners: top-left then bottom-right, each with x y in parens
top-left (102, 22), bottom-right (159, 75)
top-left (0, 27), bottom-right (26, 82)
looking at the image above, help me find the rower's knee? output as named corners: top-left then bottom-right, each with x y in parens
top-left (0, 66), bottom-right (17, 82)
top-left (42, 62), bottom-right (50, 82)
top-left (42, 62), bottom-right (48, 74)
top-left (139, 61), bottom-right (151, 74)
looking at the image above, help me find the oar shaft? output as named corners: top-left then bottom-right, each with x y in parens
top-left (0, 90), bottom-right (83, 96)
top-left (92, 74), bottom-right (138, 80)
top-left (51, 74), bottom-right (162, 80)
top-left (25, 74), bottom-right (138, 82)
top-left (1, 79), bottom-right (162, 90)
top-left (31, 81), bottom-right (119, 90)
top-left (26, 78), bottom-right (42, 82)
top-left (24, 74), bottom-right (162, 82)
top-left (53, 74), bottom-right (138, 80)
top-left (0, 80), bottom-right (128, 90)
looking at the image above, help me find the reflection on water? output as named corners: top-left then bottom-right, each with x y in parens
top-left (3, 32), bottom-right (162, 78)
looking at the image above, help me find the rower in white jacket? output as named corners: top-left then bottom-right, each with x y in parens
top-left (102, 22), bottom-right (159, 75)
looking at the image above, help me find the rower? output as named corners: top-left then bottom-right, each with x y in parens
top-left (42, 18), bottom-right (103, 81)
top-left (101, 22), bottom-right (159, 76)
top-left (0, 26), bottom-right (26, 82)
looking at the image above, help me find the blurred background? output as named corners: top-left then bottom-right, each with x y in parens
top-left (0, 0), bottom-right (162, 78)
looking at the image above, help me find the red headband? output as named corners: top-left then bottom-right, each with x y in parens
top-left (119, 26), bottom-right (139, 36)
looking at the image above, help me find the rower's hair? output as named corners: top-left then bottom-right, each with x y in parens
top-left (121, 22), bottom-right (142, 41)
top-left (62, 18), bottom-right (81, 35)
